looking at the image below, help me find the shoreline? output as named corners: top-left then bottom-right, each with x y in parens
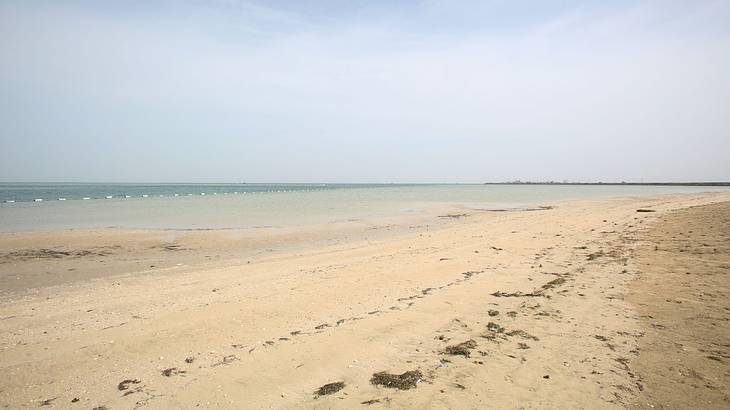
top-left (1, 192), bottom-right (729, 408)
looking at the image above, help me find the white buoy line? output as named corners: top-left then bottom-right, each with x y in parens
top-left (2, 188), bottom-right (324, 203)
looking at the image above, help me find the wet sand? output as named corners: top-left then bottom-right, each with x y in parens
top-left (1, 192), bottom-right (729, 409)
top-left (629, 202), bottom-right (730, 408)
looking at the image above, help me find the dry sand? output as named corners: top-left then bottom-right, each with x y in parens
top-left (1, 192), bottom-right (729, 409)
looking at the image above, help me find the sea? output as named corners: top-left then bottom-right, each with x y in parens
top-left (1, 183), bottom-right (728, 232)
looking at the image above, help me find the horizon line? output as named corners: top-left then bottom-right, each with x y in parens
top-left (1, 181), bottom-right (729, 186)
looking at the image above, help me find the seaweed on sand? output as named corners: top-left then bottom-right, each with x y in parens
top-left (161, 367), bottom-right (186, 377)
top-left (541, 277), bottom-right (566, 290)
top-left (505, 329), bottom-right (539, 341)
top-left (438, 213), bottom-right (468, 219)
top-left (117, 379), bottom-right (141, 391)
top-left (491, 291), bottom-right (544, 298)
top-left (587, 252), bottom-right (604, 261)
top-left (315, 381), bottom-right (345, 396)
top-left (370, 370), bottom-right (423, 390)
top-left (486, 322), bottom-right (505, 333)
top-left (443, 340), bottom-right (478, 357)
top-left (361, 399), bottom-right (381, 405)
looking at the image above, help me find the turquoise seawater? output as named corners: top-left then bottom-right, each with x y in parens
top-left (1, 184), bottom-right (728, 232)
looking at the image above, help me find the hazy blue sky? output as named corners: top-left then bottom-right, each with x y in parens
top-left (1, 0), bottom-right (728, 183)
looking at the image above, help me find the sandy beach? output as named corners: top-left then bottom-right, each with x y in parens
top-left (1, 192), bottom-right (729, 409)
top-left (4, 0), bottom-right (728, 408)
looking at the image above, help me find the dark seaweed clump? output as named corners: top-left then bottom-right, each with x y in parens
top-left (161, 367), bottom-right (186, 377)
top-left (486, 322), bottom-right (505, 333)
top-left (370, 370), bottom-right (423, 390)
top-left (117, 379), bottom-right (140, 391)
top-left (444, 340), bottom-right (478, 357)
top-left (315, 381), bottom-right (345, 396)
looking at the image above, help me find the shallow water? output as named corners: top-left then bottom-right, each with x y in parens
top-left (1, 183), bottom-right (728, 232)
top-left (0, 183), bottom-right (349, 203)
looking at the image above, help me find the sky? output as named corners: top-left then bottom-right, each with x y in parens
top-left (0, 0), bottom-right (729, 183)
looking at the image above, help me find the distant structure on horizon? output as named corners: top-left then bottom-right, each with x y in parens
top-left (488, 181), bottom-right (730, 186)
